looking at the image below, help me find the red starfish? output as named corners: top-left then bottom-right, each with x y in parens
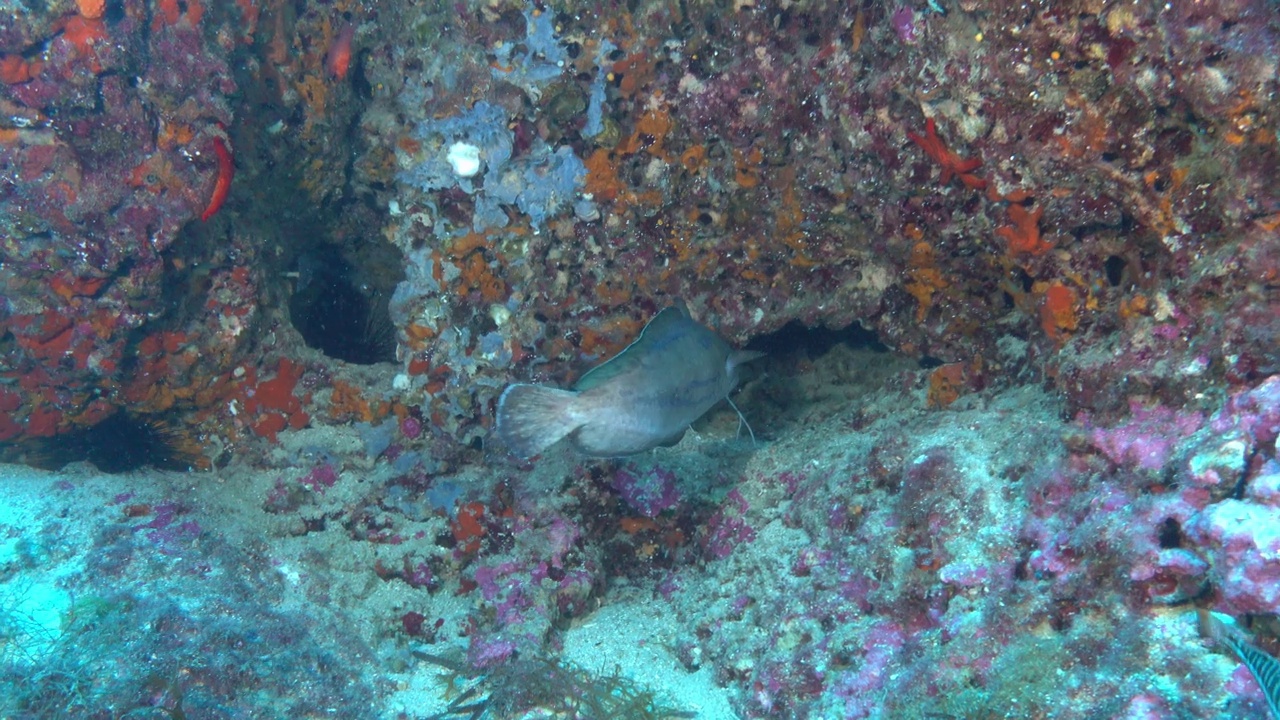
top-left (997, 203), bottom-right (1051, 257)
top-left (908, 118), bottom-right (985, 189)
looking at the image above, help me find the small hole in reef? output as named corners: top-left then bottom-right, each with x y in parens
top-left (1104, 255), bottom-right (1126, 287)
top-left (1157, 517), bottom-right (1182, 549)
top-left (1017, 267), bottom-right (1035, 293)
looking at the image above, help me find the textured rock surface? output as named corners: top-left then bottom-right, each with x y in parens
top-left (0, 0), bottom-right (1278, 717)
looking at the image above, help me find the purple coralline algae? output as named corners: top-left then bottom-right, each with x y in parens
top-left (890, 7), bottom-right (922, 44)
top-left (612, 463), bottom-right (682, 518)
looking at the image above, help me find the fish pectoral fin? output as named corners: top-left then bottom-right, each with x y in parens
top-left (656, 427), bottom-right (688, 448)
top-left (728, 349), bottom-right (766, 372)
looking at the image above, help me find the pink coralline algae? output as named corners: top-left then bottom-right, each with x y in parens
top-left (1211, 375), bottom-right (1280, 446)
top-left (1186, 500), bottom-right (1280, 615)
top-left (611, 463), bottom-right (681, 518)
top-left (399, 414), bottom-right (423, 440)
top-left (458, 508), bottom-right (600, 666)
top-left (134, 501), bottom-right (202, 557)
top-left (890, 7), bottom-right (922, 45)
top-left (1117, 693), bottom-right (1174, 720)
top-left (937, 559), bottom-right (991, 588)
top-left (1247, 459), bottom-right (1280, 506)
top-left (1024, 376), bottom-right (1280, 614)
top-left (701, 488), bottom-right (756, 559)
top-left (831, 621), bottom-right (906, 718)
top-left (1085, 401), bottom-right (1206, 472)
top-left (299, 463), bottom-right (339, 494)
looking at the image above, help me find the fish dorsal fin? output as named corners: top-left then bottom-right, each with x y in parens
top-left (574, 305), bottom-right (692, 391)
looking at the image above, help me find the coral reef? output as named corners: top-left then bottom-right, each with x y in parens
top-left (0, 0), bottom-right (253, 449)
top-left (0, 0), bottom-right (1278, 717)
top-left (334, 0), bottom-right (1279, 459)
top-left (4, 0), bottom-right (1275, 462)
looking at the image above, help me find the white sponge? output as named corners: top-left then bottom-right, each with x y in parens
top-left (446, 141), bottom-right (482, 178)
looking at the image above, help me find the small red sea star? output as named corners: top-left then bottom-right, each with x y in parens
top-left (908, 118), bottom-right (985, 189)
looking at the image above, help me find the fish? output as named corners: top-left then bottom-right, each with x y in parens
top-left (325, 22), bottom-right (355, 81)
top-left (1197, 608), bottom-right (1280, 718)
top-left (496, 304), bottom-right (763, 458)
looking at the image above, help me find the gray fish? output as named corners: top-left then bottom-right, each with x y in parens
top-left (496, 304), bottom-right (762, 458)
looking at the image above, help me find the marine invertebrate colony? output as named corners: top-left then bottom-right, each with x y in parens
top-left (0, 0), bottom-right (1278, 718)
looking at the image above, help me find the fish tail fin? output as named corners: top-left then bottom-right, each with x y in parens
top-left (496, 384), bottom-right (582, 459)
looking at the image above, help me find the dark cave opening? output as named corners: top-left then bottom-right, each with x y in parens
top-left (732, 319), bottom-right (910, 436)
top-left (27, 412), bottom-right (205, 473)
top-left (745, 319), bottom-right (886, 359)
top-left (287, 250), bottom-right (399, 366)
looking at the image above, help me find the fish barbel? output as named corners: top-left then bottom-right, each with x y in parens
top-left (496, 304), bottom-right (762, 458)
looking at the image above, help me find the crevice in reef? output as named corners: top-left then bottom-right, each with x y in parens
top-left (745, 320), bottom-right (887, 360)
top-left (734, 320), bottom-right (916, 438)
top-left (286, 245), bottom-right (399, 366)
top-left (21, 410), bottom-right (208, 473)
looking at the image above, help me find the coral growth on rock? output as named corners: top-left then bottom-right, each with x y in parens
top-left (0, 0), bottom-right (1278, 717)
